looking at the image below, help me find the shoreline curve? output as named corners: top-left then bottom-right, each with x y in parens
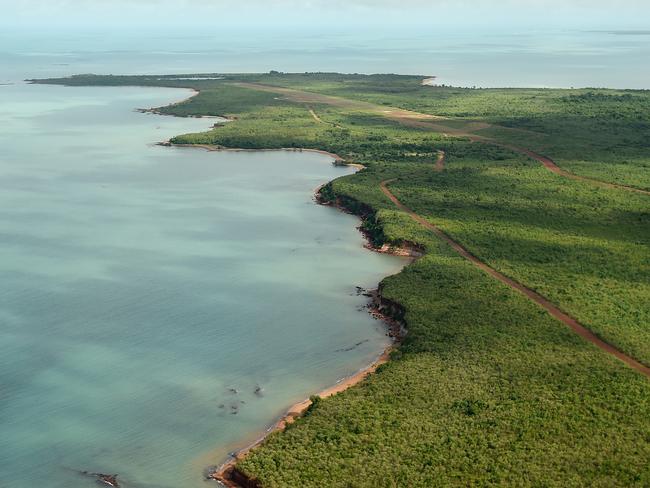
top-left (153, 144), bottom-right (414, 487)
top-left (140, 89), bottom-right (416, 486)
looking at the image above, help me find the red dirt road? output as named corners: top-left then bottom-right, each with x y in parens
top-left (379, 178), bottom-right (650, 378)
top-left (492, 142), bottom-right (650, 196)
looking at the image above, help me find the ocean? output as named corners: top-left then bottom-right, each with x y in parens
top-left (1, 27), bottom-right (649, 88)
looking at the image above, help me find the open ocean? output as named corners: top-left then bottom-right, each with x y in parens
top-left (1, 27), bottom-right (649, 88)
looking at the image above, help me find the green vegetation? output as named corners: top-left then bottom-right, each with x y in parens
top-left (250, 77), bottom-right (650, 191)
top-left (238, 234), bottom-right (650, 487)
top-left (34, 72), bottom-right (650, 486)
top-left (38, 72), bottom-right (650, 190)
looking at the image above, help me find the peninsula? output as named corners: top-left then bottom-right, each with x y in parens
top-left (33, 72), bottom-right (650, 487)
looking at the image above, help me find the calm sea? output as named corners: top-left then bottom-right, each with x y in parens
top-left (1, 27), bottom-right (649, 88)
top-left (0, 63), bottom-right (406, 488)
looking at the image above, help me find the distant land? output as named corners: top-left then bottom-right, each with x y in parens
top-left (35, 72), bottom-right (650, 487)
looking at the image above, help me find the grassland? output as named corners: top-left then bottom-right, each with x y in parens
top-left (34, 73), bottom-right (650, 486)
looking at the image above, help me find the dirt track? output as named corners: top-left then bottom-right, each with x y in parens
top-left (379, 178), bottom-right (650, 378)
top-left (230, 82), bottom-right (442, 121)
top-left (231, 82), bottom-right (648, 195)
top-left (308, 107), bottom-right (324, 123)
top-left (492, 143), bottom-right (650, 196)
top-left (434, 151), bottom-right (446, 172)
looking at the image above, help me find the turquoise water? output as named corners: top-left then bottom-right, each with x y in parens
top-left (0, 82), bottom-right (406, 487)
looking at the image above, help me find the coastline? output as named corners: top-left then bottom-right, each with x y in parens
top-left (160, 141), bottom-right (348, 165)
top-left (137, 88), bottom-right (202, 116)
top-left (159, 146), bottom-right (415, 487)
top-left (148, 95), bottom-right (417, 487)
top-left (157, 81), bottom-right (650, 488)
top-left (210, 287), bottom-right (409, 488)
top-left (211, 348), bottom-right (393, 487)
top-left (22, 72), bottom-right (650, 488)
top-left (207, 173), bottom-right (417, 488)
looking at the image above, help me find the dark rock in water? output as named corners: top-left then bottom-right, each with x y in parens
top-left (97, 474), bottom-right (119, 487)
top-left (218, 403), bottom-right (225, 409)
top-left (228, 388), bottom-right (238, 394)
top-left (78, 471), bottom-right (119, 487)
top-left (203, 465), bottom-right (219, 480)
top-left (254, 385), bottom-right (264, 397)
top-left (336, 339), bottom-right (369, 353)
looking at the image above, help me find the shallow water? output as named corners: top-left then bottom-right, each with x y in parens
top-left (0, 82), bottom-right (406, 487)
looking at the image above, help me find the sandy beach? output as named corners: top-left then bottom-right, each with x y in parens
top-left (210, 289), bottom-right (407, 487)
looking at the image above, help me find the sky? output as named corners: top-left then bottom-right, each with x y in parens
top-left (3, 0), bottom-right (650, 31)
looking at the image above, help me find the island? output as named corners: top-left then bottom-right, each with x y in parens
top-left (33, 72), bottom-right (650, 487)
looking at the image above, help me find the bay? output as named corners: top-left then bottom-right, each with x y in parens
top-left (0, 82), bottom-right (405, 487)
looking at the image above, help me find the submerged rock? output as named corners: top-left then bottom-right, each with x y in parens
top-left (98, 474), bottom-right (119, 487)
top-left (203, 465), bottom-right (219, 480)
top-left (336, 339), bottom-right (369, 353)
top-left (78, 471), bottom-right (119, 487)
